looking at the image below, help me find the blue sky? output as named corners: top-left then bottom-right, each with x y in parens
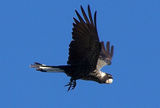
top-left (0, 0), bottom-right (160, 108)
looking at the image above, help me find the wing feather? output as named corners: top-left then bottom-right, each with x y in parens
top-left (67, 5), bottom-right (101, 72)
top-left (88, 5), bottom-right (94, 25)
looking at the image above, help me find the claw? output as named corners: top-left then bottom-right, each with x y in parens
top-left (65, 78), bottom-right (77, 91)
top-left (65, 82), bottom-right (72, 91)
top-left (71, 80), bottom-right (76, 90)
top-left (65, 83), bottom-right (71, 87)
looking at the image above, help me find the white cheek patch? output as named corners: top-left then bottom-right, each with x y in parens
top-left (100, 71), bottom-right (106, 77)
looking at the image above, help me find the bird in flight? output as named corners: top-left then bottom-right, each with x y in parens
top-left (31, 5), bottom-right (114, 91)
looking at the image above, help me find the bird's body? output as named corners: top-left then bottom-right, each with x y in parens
top-left (31, 5), bottom-right (114, 91)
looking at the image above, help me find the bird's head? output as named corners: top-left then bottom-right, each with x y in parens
top-left (105, 74), bottom-right (113, 84)
top-left (99, 71), bottom-right (113, 84)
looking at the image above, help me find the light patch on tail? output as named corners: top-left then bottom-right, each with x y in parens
top-left (39, 66), bottom-right (64, 72)
top-left (31, 62), bottom-right (64, 72)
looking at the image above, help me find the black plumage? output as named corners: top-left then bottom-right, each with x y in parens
top-left (31, 5), bottom-right (114, 91)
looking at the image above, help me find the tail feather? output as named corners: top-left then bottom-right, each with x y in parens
top-left (30, 62), bottom-right (65, 72)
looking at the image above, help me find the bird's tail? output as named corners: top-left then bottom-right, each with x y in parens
top-left (30, 62), bottom-right (66, 72)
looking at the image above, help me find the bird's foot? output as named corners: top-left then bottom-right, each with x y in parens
top-left (65, 79), bottom-right (76, 91)
top-left (30, 62), bottom-right (47, 72)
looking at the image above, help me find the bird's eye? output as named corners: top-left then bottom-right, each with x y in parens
top-left (108, 74), bottom-right (112, 78)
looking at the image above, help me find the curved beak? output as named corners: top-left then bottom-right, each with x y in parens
top-left (105, 78), bottom-right (113, 84)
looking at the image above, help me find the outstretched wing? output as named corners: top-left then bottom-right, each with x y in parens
top-left (96, 41), bottom-right (114, 70)
top-left (67, 5), bottom-right (101, 70)
top-left (100, 41), bottom-right (114, 61)
top-left (97, 41), bottom-right (114, 69)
